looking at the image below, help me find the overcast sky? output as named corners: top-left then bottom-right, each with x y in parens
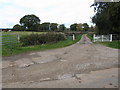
top-left (0, 0), bottom-right (95, 28)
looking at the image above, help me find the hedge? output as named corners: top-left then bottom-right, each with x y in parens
top-left (20, 32), bottom-right (65, 46)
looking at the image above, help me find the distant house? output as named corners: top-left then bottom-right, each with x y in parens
top-left (0, 28), bottom-right (13, 32)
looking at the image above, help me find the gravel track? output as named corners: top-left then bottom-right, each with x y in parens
top-left (2, 34), bottom-right (118, 88)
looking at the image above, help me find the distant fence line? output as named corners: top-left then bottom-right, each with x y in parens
top-left (2, 33), bottom-right (119, 46)
top-left (2, 33), bottom-right (76, 46)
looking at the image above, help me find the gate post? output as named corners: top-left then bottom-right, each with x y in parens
top-left (73, 34), bottom-right (75, 40)
top-left (17, 34), bottom-right (20, 42)
top-left (110, 34), bottom-right (112, 42)
top-left (93, 34), bottom-right (95, 42)
top-left (102, 35), bottom-right (104, 42)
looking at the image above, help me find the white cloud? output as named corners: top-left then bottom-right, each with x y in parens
top-left (0, 0), bottom-right (95, 28)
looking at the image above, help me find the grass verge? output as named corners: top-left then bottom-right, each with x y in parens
top-left (87, 34), bottom-right (93, 41)
top-left (87, 34), bottom-right (119, 49)
top-left (2, 34), bottom-right (82, 56)
top-left (95, 41), bottom-right (120, 49)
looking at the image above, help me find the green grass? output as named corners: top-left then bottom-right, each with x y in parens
top-left (2, 31), bottom-right (46, 47)
top-left (96, 41), bottom-right (120, 49)
top-left (2, 34), bottom-right (82, 56)
top-left (87, 34), bottom-right (93, 41)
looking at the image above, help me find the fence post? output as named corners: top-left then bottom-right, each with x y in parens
top-left (93, 34), bottom-right (95, 42)
top-left (102, 35), bottom-right (104, 42)
top-left (17, 34), bottom-right (20, 42)
top-left (110, 34), bottom-right (112, 42)
top-left (73, 34), bottom-right (75, 40)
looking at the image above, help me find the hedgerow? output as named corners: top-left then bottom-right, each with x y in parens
top-left (20, 32), bottom-right (65, 46)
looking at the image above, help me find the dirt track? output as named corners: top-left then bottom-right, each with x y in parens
top-left (2, 34), bottom-right (119, 88)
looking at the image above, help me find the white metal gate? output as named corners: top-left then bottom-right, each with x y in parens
top-left (2, 33), bottom-right (20, 46)
top-left (93, 34), bottom-right (112, 42)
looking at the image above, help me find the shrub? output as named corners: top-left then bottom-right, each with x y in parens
top-left (20, 32), bottom-right (65, 46)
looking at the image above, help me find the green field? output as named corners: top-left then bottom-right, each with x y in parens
top-left (87, 34), bottom-right (93, 41)
top-left (2, 31), bottom-right (82, 56)
top-left (2, 31), bottom-right (46, 35)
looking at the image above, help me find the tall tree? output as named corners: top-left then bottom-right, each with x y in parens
top-left (39, 22), bottom-right (50, 31)
top-left (76, 23), bottom-right (82, 31)
top-left (20, 14), bottom-right (40, 31)
top-left (92, 2), bottom-right (120, 34)
top-left (89, 25), bottom-right (95, 32)
top-left (50, 23), bottom-right (58, 31)
top-left (82, 23), bottom-right (89, 31)
top-left (70, 23), bottom-right (77, 31)
top-left (59, 24), bottom-right (66, 31)
top-left (13, 24), bottom-right (22, 31)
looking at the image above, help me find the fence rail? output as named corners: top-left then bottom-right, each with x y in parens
top-left (2, 33), bottom-right (20, 46)
top-left (65, 34), bottom-right (75, 40)
top-left (2, 33), bottom-right (76, 46)
top-left (93, 34), bottom-right (112, 42)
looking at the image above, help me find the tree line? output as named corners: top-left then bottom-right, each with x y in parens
top-left (91, 2), bottom-right (120, 34)
top-left (13, 14), bottom-right (94, 32)
top-left (13, 14), bottom-right (64, 32)
top-left (70, 23), bottom-right (94, 32)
